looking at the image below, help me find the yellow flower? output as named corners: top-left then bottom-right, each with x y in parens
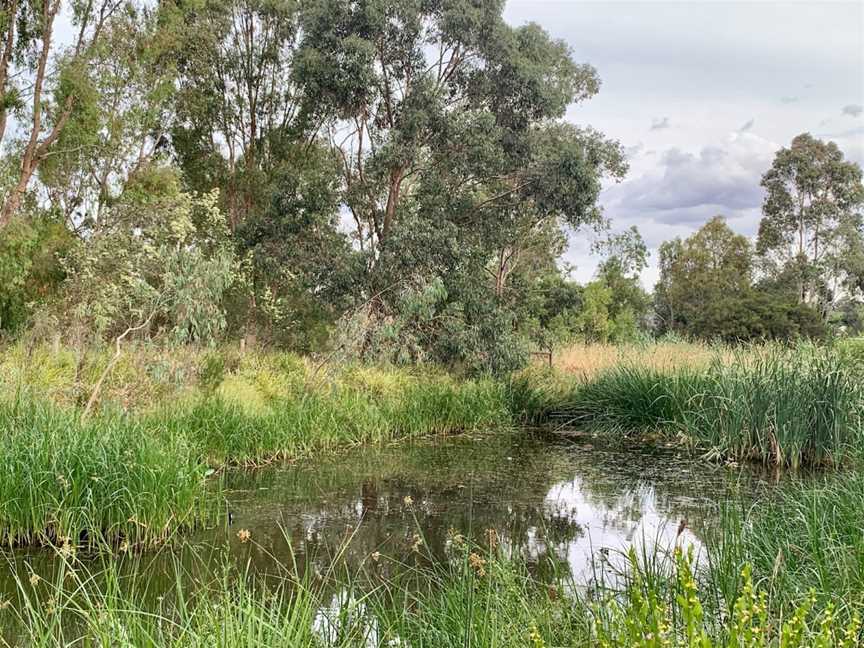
top-left (29, 573), bottom-right (40, 587)
top-left (403, 495), bottom-right (413, 507)
top-left (237, 528), bottom-right (251, 543)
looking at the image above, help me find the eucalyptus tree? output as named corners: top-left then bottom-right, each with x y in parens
top-left (295, 1), bottom-right (624, 301)
top-left (0, 0), bottom-right (127, 228)
top-left (37, 4), bottom-right (177, 232)
top-left (167, 0), bottom-right (308, 229)
top-left (757, 133), bottom-right (864, 317)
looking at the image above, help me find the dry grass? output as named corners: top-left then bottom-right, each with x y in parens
top-left (551, 341), bottom-right (729, 380)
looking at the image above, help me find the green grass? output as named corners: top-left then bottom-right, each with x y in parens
top-left (2, 534), bottom-right (860, 647)
top-left (514, 345), bottom-right (863, 467)
top-left (0, 359), bottom-right (509, 547)
top-left (707, 473), bottom-right (864, 620)
top-left (0, 399), bottom-right (212, 550)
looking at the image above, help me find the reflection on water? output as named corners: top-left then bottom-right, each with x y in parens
top-left (0, 430), bottom-right (774, 640)
top-left (204, 431), bottom-right (761, 585)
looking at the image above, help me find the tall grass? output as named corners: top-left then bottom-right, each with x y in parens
top-left (0, 399), bottom-right (211, 549)
top-left (707, 473), bottom-right (864, 619)
top-left (516, 345), bottom-right (862, 467)
top-left (2, 534), bottom-right (859, 647)
top-left (0, 357), bottom-right (509, 546)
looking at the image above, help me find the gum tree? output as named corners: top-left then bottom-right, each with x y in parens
top-left (757, 133), bottom-right (864, 317)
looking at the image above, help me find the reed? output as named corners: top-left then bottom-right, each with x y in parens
top-left (0, 398), bottom-right (212, 550)
top-left (518, 344), bottom-right (862, 466)
top-left (0, 366), bottom-right (509, 546)
top-left (2, 534), bottom-right (859, 647)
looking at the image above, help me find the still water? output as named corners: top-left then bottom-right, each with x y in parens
top-left (0, 430), bottom-right (777, 639)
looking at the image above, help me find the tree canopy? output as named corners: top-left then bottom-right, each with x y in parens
top-left (0, 2), bottom-right (859, 369)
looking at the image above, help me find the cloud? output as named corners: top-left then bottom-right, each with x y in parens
top-left (780, 96), bottom-right (799, 104)
top-left (842, 104), bottom-right (863, 117)
top-left (650, 117), bottom-right (670, 131)
top-left (739, 118), bottom-right (755, 132)
top-left (624, 143), bottom-right (644, 158)
top-left (602, 133), bottom-right (777, 227)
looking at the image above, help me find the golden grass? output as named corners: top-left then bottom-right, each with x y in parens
top-left (550, 341), bottom-right (729, 380)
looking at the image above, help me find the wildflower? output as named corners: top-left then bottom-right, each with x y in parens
top-left (371, 551), bottom-right (381, 562)
top-left (59, 540), bottom-right (76, 558)
top-left (29, 573), bottom-right (40, 587)
top-left (528, 623), bottom-right (546, 648)
top-left (119, 540), bottom-right (130, 553)
top-left (237, 528), bottom-right (251, 543)
top-left (402, 495), bottom-right (413, 507)
top-left (468, 552), bottom-right (486, 577)
top-left (447, 527), bottom-right (465, 546)
top-left (411, 533), bottom-right (423, 552)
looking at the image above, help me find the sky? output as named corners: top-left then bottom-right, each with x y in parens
top-left (503, 0), bottom-right (864, 287)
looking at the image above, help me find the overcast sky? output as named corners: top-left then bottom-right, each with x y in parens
top-left (503, 0), bottom-right (864, 287)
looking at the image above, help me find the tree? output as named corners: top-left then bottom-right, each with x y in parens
top-left (236, 144), bottom-right (360, 350)
top-left (37, 4), bottom-right (177, 232)
top-left (595, 225), bottom-right (650, 338)
top-left (296, 3), bottom-right (610, 271)
top-left (0, 211), bottom-right (72, 333)
top-left (757, 133), bottom-right (864, 317)
top-left (61, 165), bottom-right (235, 344)
top-left (293, 3), bottom-right (624, 367)
top-left (167, 0), bottom-right (307, 229)
top-left (0, 0), bottom-right (127, 228)
top-left (655, 216), bottom-right (753, 336)
top-left (656, 215), bottom-right (826, 342)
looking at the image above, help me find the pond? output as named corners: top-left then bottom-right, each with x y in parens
top-left (0, 430), bottom-right (782, 640)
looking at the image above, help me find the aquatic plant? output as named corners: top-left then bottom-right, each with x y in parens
top-left (2, 535), bottom-right (860, 647)
top-left (708, 473), bottom-right (864, 619)
top-left (0, 362), bottom-right (509, 545)
top-left (0, 398), bottom-right (212, 549)
top-left (518, 344), bottom-right (862, 467)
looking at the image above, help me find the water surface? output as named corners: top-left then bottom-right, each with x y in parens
top-left (0, 430), bottom-right (776, 637)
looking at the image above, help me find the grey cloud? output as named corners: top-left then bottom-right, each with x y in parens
top-left (740, 118), bottom-right (755, 131)
top-left (842, 104), bottom-right (863, 117)
top-left (650, 117), bottom-right (670, 131)
top-left (602, 136), bottom-right (775, 224)
top-left (780, 96), bottom-right (799, 104)
top-left (624, 143), bottom-right (644, 158)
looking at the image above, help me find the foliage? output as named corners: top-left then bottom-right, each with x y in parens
top-left (757, 133), bottom-right (864, 317)
top-left (61, 167), bottom-right (236, 344)
top-left (2, 532), bottom-right (860, 646)
top-left (0, 347), bottom-right (510, 544)
top-left (515, 344), bottom-right (862, 467)
top-left (0, 213), bottom-right (71, 334)
top-left (596, 547), bottom-right (861, 648)
top-left (711, 474), bottom-right (864, 619)
top-left (655, 216), bottom-right (826, 342)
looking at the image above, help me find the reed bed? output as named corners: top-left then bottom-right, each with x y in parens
top-left (0, 359), bottom-right (509, 547)
top-left (1, 532), bottom-right (859, 647)
top-left (515, 344), bottom-right (863, 467)
top-left (708, 473), bottom-right (864, 618)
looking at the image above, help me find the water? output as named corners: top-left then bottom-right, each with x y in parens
top-left (207, 431), bottom-right (763, 586)
top-left (0, 430), bottom-right (775, 638)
